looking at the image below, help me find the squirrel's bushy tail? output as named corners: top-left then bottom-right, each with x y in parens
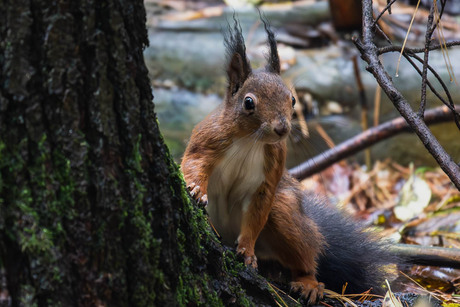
top-left (302, 193), bottom-right (398, 294)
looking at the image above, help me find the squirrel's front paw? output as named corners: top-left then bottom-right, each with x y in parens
top-left (291, 277), bottom-right (324, 305)
top-left (187, 182), bottom-right (208, 208)
top-left (236, 246), bottom-right (258, 269)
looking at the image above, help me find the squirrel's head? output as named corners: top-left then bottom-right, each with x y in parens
top-left (223, 15), bottom-right (295, 144)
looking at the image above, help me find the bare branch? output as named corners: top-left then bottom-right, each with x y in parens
top-left (391, 244), bottom-right (460, 269)
top-left (353, 0), bottom-right (460, 190)
top-left (403, 54), bottom-right (449, 107)
top-left (375, 22), bottom-right (392, 45)
top-left (377, 45), bottom-right (460, 130)
top-left (407, 53), bottom-right (460, 130)
top-left (419, 4), bottom-right (436, 116)
top-left (373, 0), bottom-right (397, 26)
top-left (378, 40), bottom-right (460, 55)
top-left (289, 105), bottom-right (460, 180)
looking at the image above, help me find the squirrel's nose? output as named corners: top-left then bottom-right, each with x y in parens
top-left (274, 120), bottom-right (288, 137)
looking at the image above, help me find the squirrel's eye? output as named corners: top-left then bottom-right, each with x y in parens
top-left (244, 96), bottom-right (255, 110)
top-left (292, 96), bottom-right (296, 107)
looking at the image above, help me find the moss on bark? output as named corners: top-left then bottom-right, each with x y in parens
top-left (0, 0), bottom-right (280, 306)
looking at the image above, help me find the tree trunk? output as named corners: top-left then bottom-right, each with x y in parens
top-left (0, 1), bottom-right (274, 306)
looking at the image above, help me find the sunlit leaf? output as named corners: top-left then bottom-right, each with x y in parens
top-left (394, 174), bottom-right (431, 221)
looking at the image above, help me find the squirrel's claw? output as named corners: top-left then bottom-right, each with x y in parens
top-left (189, 184), bottom-right (200, 197)
top-left (199, 194), bottom-right (208, 208)
top-left (244, 254), bottom-right (258, 269)
top-left (236, 246), bottom-right (258, 269)
top-left (291, 278), bottom-right (324, 304)
top-left (187, 183), bottom-right (207, 208)
top-left (187, 182), bottom-right (196, 191)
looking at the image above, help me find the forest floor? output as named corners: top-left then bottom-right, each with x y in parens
top-left (300, 159), bottom-right (460, 305)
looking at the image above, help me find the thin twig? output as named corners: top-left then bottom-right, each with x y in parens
top-left (419, 4), bottom-right (436, 116)
top-left (378, 40), bottom-right (460, 55)
top-left (406, 53), bottom-right (460, 130)
top-left (375, 22), bottom-right (392, 45)
top-left (354, 0), bottom-right (460, 191)
top-left (373, 0), bottom-right (397, 26)
top-left (289, 106), bottom-right (460, 179)
top-left (378, 44), bottom-right (460, 130)
top-left (403, 54), bottom-right (448, 107)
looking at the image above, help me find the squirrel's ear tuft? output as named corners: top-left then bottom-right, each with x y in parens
top-left (260, 14), bottom-right (280, 74)
top-left (224, 15), bottom-right (251, 96)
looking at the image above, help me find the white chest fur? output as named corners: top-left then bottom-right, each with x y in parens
top-left (207, 139), bottom-right (266, 245)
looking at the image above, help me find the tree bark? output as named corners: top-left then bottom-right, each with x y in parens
top-left (0, 1), bottom-right (273, 306)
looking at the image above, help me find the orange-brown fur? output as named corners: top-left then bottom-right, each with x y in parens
top-left (181, 19), bottom-right (326, 303)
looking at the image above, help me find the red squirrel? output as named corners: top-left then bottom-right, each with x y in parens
top-left (181, 16), bottom-right (393, 303)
